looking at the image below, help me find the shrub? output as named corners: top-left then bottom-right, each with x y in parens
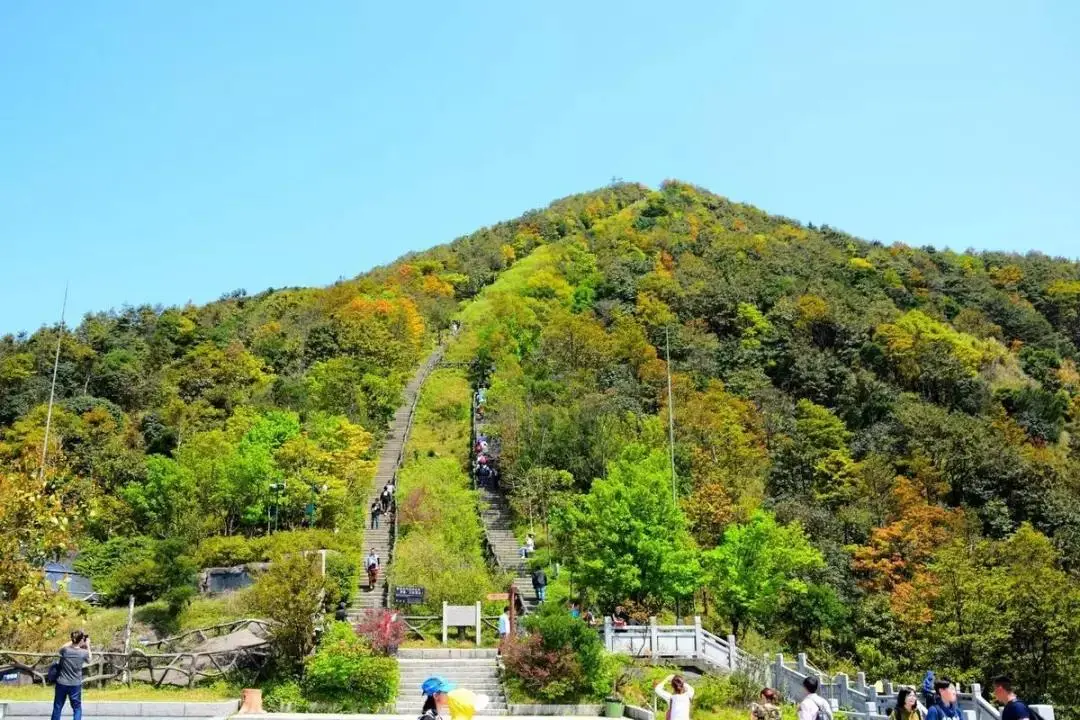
top-left (193, 535), bottom-right (258, 568)
top-left (80, 537), bottom-right (196, 613)
top-left (502, 602), bottom-right (610, 702)
top-left (249, 551), bottom-right (327, 673)
top-left (303, 621), bottom-right (399, 712)
top-left (263, 680), bottom-right (309, 712)
top-left (324, 552), bottom-right (358, 605)
top-left (354, 609), bottom-right (406, 655)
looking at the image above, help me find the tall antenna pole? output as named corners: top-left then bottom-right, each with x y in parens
top-left (40, 284), bottom-right (68, 480)
top-left (665, 325), bottom-right (676, 504)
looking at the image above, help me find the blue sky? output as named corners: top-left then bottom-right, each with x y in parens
top-left (1, 1), bottom-right (1077, 335)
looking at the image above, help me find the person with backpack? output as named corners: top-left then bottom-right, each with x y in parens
top-left (891, 688), bottom-right (926, 720)
top-left (750, 688), bottom-right (782, 720)
top-left (798, 676), bottom-right (833, 720)
top-left (531, 565), bottom-right (547, 602)
top-left (925, 679), bottom-right (963, 720)
top-left (992, 676), bottom-right (1032, 720)
top-left (50, 630), bottom-right (91, 720)
top-left (655, 674), bottom-right (695, 720)
top-left (370, 501), bottom-right (383, 529)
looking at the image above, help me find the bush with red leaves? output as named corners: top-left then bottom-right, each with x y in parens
top-left (353, 609), bottom-right (406, 655)
top-left (501, 604), bottom-right (609, 702)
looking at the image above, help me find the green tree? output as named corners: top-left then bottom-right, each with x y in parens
top-left (704, 511), bottom-right (825, 638)
top-left (552, 444), bottom-right (700, 612)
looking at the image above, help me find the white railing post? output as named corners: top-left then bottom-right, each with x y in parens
top-left (604, 615), bottom-right (613, 651)
top-left (836, 673), bottom-right (850, 709)
top-left (475, 601), bottom-right (482, 646)
top-left (649, 616), bottom-right (658, 658)
top-left (774, 654), bottom-right (785, 697)
top-left (727, 634), bottom-right (736, 670)
top-left (693, 616), bottom-right (703, 659)
top-left (442, 601), bottom-right (448, 646)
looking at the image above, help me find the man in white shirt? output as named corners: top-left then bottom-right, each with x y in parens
top-left (798, 676), bottom-right (833, 720)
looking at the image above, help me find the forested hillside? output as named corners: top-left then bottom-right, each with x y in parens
top-left (0, 183), bottom-right (648, 645)
top-left (453, 182), bottom-right (1080, 708)
top-left (4, 180), bottom-right (1080, 707)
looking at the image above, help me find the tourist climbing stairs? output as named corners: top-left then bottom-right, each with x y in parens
top-left (473, 394), bottom-right (540, 615)
top-left (395, 649), bottom-right (508, 716)
top-left (350, 345), bottom-right (444, 614)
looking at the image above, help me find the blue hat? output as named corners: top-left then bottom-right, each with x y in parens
top-left (421, 676), bottom-right (455, 695)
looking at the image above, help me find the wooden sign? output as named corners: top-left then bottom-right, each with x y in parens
top-left (486, 592), bottom-right (509, 601)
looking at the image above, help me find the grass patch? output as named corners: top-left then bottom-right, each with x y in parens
top-left (404, 368), bottom-right (471, 463)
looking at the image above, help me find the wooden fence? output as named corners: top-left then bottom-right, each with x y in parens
top-left (0, 619), bottom-right (273, 688)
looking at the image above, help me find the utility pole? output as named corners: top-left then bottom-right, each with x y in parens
top-left (40, 285), bottom-right (68, 480)
top-left (665, 326), bottom-right (676, 504)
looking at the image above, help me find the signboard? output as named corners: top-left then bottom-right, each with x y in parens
top-left (445, 604), bottom-right (478, 626)
top-left (394, 586), bottom-right (425, 605)
top-left (486, 593), bottom-right (509, 601)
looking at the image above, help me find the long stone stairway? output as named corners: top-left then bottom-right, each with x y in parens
top-left (478, 487), bottom-right (539, 614)
top-left (350, 345), bottom-right (444, 614)
top-left (474, 389), bottom-right (540, 615)
top-left (395, 649), bottom-right (508, 716)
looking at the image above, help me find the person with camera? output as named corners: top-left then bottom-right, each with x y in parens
top-left (51, 630), bottom-right (91, 720)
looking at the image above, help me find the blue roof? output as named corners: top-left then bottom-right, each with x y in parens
top-left (43, 563), bottom-right (95, 599)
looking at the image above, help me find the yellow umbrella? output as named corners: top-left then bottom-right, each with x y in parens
top-left (446, 688), bottom-right (490, 720)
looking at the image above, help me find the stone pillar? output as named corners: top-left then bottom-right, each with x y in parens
top-left (856, 672), bottom-right (867, 693)
top-left (604, 615), bottom-right (613, 652)
top-left (797, 653), bottom-right (808, 674)
top-left (475, 601), bottom-right (482, 647)
top-left (692, 616), bottom-right (703, 659)
top-left (442, 601), bottom-right (448, 646)
top-left (836, 673), bottom-right (850, 709)
top-left (649, 616), bottom-right (658, 658)
top-left (727, 634), bottom-right (737, 670)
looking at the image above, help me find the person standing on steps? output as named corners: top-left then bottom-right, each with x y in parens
top-left (655, 674), bottom-right (695, 720)
top-left (50, 630), bottom-right (91, 720)
top-left (365, 549), bottom-right (380, 591)
top-left (370, 500), bottom-right (383, 529)
top-left (531, 565), bottom-right (547, 602)
top-left (334, 601), bottom-right (348, 622)
top-left (497, 606), bottom-right (510, 654)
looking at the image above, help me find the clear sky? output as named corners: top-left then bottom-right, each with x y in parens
top-left (1, 1), bottom-right (1078, 335)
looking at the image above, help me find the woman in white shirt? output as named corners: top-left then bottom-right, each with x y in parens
top-left (655, 674), bottom-right (695, 720)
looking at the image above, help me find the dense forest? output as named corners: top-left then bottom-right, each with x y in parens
top-left (4, 181), bottom-right (1080, 709)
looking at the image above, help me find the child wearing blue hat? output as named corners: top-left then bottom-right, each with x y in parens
top-left (420, 676), bottom-right (455, 719)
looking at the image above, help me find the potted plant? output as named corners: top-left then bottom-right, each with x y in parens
top-left (605, 660), bottom-right (633, 718)
top-left (604, 690), bottom-right (625, 718)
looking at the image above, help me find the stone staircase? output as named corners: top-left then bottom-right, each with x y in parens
top-left (350, 346), bottom-right (444, 614)
top-left (478, 487), bottom-right (539, 614)
top-left (395, 649), bottom-right (508, 716)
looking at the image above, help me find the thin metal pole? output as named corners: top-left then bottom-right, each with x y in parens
top-left (665, 325), bottom-right (676, 504)
top-left (39, 284), bottom-right (68, 479)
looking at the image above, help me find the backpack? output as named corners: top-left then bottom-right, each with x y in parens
top-left (814, 696), bottom-right (833, 720)
top-left (45, 660), bottom-right (60, 685)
